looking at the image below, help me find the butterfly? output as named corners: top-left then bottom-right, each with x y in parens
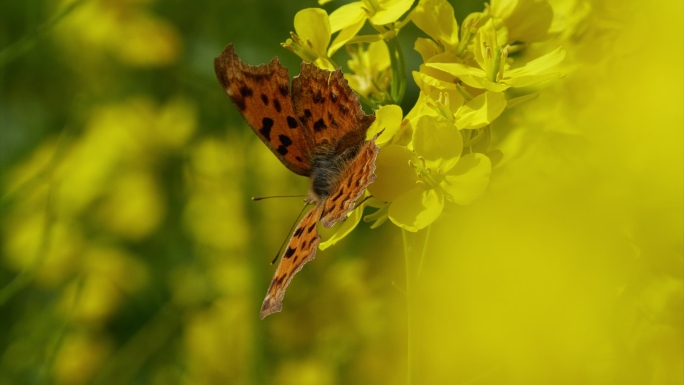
top-left (214, 44), bottom-right (380, 318)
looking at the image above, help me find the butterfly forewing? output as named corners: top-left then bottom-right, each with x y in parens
top-left (260, 204), bottom-right (323, 319)
top-left (214, 44), bottom-right (314, 176)
top-left (291, 63), bottom-right (375, 151)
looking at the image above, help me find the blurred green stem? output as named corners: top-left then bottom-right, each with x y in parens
top-left (402, 226), bottom-right (431, 385)
top-left (0, 178), bottom-right (55, 306)
top-left (387, 36), bottom-right (406, 105)
top-left (0, 0), bottom-right (89, 67)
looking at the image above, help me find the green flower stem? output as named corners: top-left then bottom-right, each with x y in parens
top-left (387, 37), bottom-right (406, 105)
top-left (402, 226), bottom-right (432, 385)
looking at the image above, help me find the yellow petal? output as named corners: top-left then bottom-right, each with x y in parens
top-left (440, 153), bottom-right (491, 204)
top-left (367, 104), bottom-right (403, 145)
top-left (414, 37), bottom-right (440, 62)
top-left (329, 2), bottom-right (366, 32)
top-left (368, 145), bottom-right (417, 202)
top-left (506, 47), bottom-right (565, 77)
top-left (389, 187), bottom-right (444, 232)
top-left (455, 91), bottom-right (507, 130)
top-left (491, 0), bottom-right (553, 43)
top-left (413, 115), bottom-right (462, 171)
top-left (369, 0), bottom-right (414, 25)
top-left (411, 0), bottom-right (459, 50)
top-left (328, 18), bottom-right (367, 56)
top-left (319, 202), bottom-right (365, 250)
top-left (294, 8), bottom-right (332, 56)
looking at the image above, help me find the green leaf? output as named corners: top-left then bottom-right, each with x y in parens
top-left (389, 187), bottom-right (444, 232)
top-left (455, 91), bottom-right (507, 129)
top-left (440, 153), bottom-right (491, 204)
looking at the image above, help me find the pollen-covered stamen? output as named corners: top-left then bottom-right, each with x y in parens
top-left (426, 92), bottom-right (455, 121)
top-left (457, 15), bottom-right (482, 56)
top-left (414, 156), bottom-right (443, 189)
top-left (483, 42), bottom-right (492, 59)
top-left (496, 45), bottom-right (511, 82)
top-left (282, 32), bottom-right (318, 62)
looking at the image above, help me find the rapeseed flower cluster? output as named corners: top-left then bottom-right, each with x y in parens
top-left (286, 0), bottom-right (563, 243)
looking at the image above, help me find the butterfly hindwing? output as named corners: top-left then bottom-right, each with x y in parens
top-left (319, 137), bottom-right (380, 228)
top-left (260, 204), bottom-right (323, 319)
top-left (214, 44), bottom-right (314, 176)
top-left (291, 63), bottom-right (375, 151)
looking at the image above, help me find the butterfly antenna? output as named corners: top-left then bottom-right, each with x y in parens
top-left (252, 194), bottom-right (307, 201)
top-left (353, 195), bottom-right (373, 210)
top-left (271, 202), bottom-right (310, 265)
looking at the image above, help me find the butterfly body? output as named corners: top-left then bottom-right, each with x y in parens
top-left (214, 44), bottom-right (379, 318)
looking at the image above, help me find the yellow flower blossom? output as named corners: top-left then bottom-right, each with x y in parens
top-left (411, 0), bottom-right (459, 53)
top-left (345, 41), bottom-right (391, 100)
top-left (369, 115), bottom-right (491, 231)
top-left (425, 27), bottom-right (565, 92)
top-left (282, 8), bottom-right (336, 70)
top-left (328, 0), bottom-right (414, 55)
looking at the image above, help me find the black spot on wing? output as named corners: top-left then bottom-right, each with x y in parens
top-left (307, 223), bottom-right (316, 233)
top-left (287, 116), bottom-right (298, 128)
top-left (284, 247), bottom-right (296, 259)
top-left (279, 84), bottom-right (289, 97)
top-left (327, 112), bottom-right (339, 129)
top-left (273, 99), bottom-right (282, 113)
top-left (261, 94), bottom-right (269, 105)
top-left (313, 118), bottom-right (327, 132)
top-left (260, 118), bottom-right (274, 140)
top-left (293, 226), bottom-right (304, 238)
top-left (330, 92), bottom-right (338, 103)
top-left (240, 86), bottom-right (253, 97)
top-left (331, 188), bottom-right (345, 203)
top-left (295, 156), bottom-right (303, 162)
top-left (313, 91), bottom-right (325, 104)
top-left (279, 134), bottom-right (293, 147)
top-left (233, 97), bottom-right (246, 111)
top-left (277, 145), bottom-right (288, 155)
top-left (300, 109), bottom-right (313, 125)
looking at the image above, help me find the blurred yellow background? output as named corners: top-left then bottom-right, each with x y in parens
top-left (0, 0), bottom-right (681, 384)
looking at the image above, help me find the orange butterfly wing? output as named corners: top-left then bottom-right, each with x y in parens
top-left (291, 63), bottom-right (375, 151)
top-left (260, 205), bottom-right (323, 318)
top-left (214, 44), bottom-right (314, 176)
